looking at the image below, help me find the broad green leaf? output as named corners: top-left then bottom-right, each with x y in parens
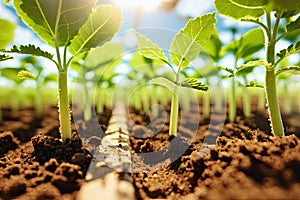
top-left (0, 19), bottom-right (15, 48)
top-left (17, 70), bottom-right (36, 79)
top-left (180, 78), bottom-right (208, 91)
top-left (202, 29), bottom-right (223, 62)
top-left (214, 0), bottom-right (266, 20)
top-left (0, 54), bottom-right (13, 61)
top-left (43, 74), bottom-right (58, 84)
top-left (222, 28), bottom-right (264, 60)
top-left (270, 0), bottom-right (300, 11)
top-left (1, 67), bottom-right (24, 84)
top-left (135, 31), bottom-right (169, 63)
top-left (191, 63), bottom-right (219, 78)
top-left (13, 0), bottom-right (96, 47)
top-left (170, 13), bottom-right (216, 68)
top-left (286, 16), bottom-right (300, 32)
top-left (150, 77), bottom-right (177, 93)
top-left (129, 52), bottom-right (165, 77)
top-left (68, 5), bottom-right (123, 55)
top-left (4, 45), bottom-right (53, 59)
top-left (84, 42), bottom-right (124, 69)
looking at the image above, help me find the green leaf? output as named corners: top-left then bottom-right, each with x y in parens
top-left (170, 13), bottom-right (216, 68)
top-left (43, 74), bottom-right (58, 84)
top-left (13, 0), bottom-right (97, 47)
top-left (150, 77), bottom-right (177, 93)
top-left (275, 66), bottom-right (300, 76)
top-left (4, 45), bottom-right (53, 59)
top-left (222, 28), bottom-right (264, 60)
top-left (134, 31), bottom-right (169, 63)
top-left (202, 29), bottom-right (223, 62)
top-left (270, 0), bottom-right (300, 11)
top-left (246, 81), bottom-right (264, 88)
top-left (129, 52), bottom-right (165, 77)
top-left (214, 0), bottom-right (266, 20)
top-left (68, 5), bottom-right (123, 55)
top-left (1, 67), bottom-right (24, 84)
top-left (277, 41), bottom-right (300, 59)
top-left (17, 70), bottom-right (36, 79)
top-left (180, 78), bottom-right (208, 91)
top-left (0, 54), bottom-right (13, 61)
top-left (286, 16), bottom-right (300, 33)
top-left (84, 42), bottom-right (124, 69)
top-left (0, 19), bottom-right (15, 48)
top-left (234, 60), bottom-right (271, 74)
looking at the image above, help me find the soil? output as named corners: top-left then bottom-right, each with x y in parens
top-left (1, 100), bottom-right (300, 199)
top-left (0, 106), bottom-right (111, 200)
top-left (129, 102), bottom-right (300, 199)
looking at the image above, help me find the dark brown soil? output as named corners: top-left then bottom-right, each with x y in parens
top-left (129, 103), bottom-right (300, 199)
top-left (1, 101), bottom-right (300, 199)
top-left (0, 106), bottom-right (111, 200)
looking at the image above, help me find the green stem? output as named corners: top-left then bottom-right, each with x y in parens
top-left (203, 91), bottom-right (210, 117)
top-left (58, 71), bottom-right (72, 142)
top-left (0, 102), bottom-right (2, 123)
top-left (229, 77), bottom-right (236, 122)
top-left (264, 11), bottom-right (284, 136)
top-left (283, 81), bottom-right (292, 115)
top-left (258, 89), bottom-right (265, 111)
top-left (97, 89), bottom-right (104, 114)
top-left (242, 87), bottom-right (251, 118)
top-left (151, 86), bottom-right (159, 117)
top-left (169, 89), bottom-right (179, 136)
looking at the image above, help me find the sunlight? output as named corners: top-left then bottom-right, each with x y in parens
top-left (114, 0), bottom-right (162, 12)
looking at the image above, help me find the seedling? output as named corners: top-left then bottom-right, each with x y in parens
top-left (202, 27), bottom-right (264, 122)
top-left (17, 56), bottom-right (58, 118)
top-left (2, 1), bottom-right (123, 142)
top-left (71, 42), bottom-right (124, 121)
top-left (215, 0), bottom-right (300, 136)
top-left (135, 13), bottom-right (216, 136)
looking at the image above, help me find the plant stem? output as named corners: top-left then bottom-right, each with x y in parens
top-left (203, 91), bottom-right (210, 117)
top-left (228, 77), bottom-right (236, 122)
top-left (169, 88), bottom-right (179, 136)
top-left (283, 81), bottom-right (292, 115)
top-left (58, 70), bottom-right (72, 142)
top-left (258, 88), bottom-right (265, 111)
top-left (242, 87), bottom-right (251, 118)
top-left (264, 11), bottom-right (284, 136)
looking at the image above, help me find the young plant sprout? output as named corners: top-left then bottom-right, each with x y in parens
top-left (128, 52), bottom-right (168, 116)
top-left (2, 1), bottom-right (123, 142)
top-left (71, 42), bottom-right (124, 121)
top-left (215, 0), bottom-right (300, 136)
top-left (17, 56), bottom-right (58, 118)
top-left (135, 13), bottom-right (216, 136)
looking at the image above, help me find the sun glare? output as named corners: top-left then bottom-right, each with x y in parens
top-left (114, 0), bottom-right (162, 11)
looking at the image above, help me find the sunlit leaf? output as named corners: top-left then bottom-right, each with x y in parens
top-left (286, 16), bottom-right (300, 33)
top-left (69, 5), bottom-right (123, 55)
top-left (13, 0), bottom-right (97, 47)
top-left (275, 66), bottom-right (300, 76)
top-left (0, 19), bottom-right (15, 49)
top-left (170, 13), bottom-right (216, 68)
top-left (135, 31), bottom-right (169, 63)
top-left (214, 0), bottom-right (266, 20)
top-left (277, 41), bottom-right (300, 59)
top-left (150, 77), bottom-right (177, 93)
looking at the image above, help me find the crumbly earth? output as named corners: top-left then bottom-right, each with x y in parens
top-left (1, 102), bottom-right (300, 199)
top-left (0, 106), bottom-right (111, 200)
top-left (129, 103), bottom-right (300, 199)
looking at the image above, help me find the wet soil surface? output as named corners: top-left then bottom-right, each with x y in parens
top-left (1, 101), bottom-right (300, 199)
top-left (0, 106), bottom-right (111, 200)
top-left (129, 103), bottom-right (300, 199)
